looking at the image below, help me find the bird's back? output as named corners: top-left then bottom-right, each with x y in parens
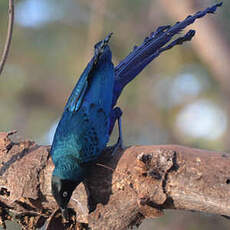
top-left (51, 43), bottom-right (114, 165)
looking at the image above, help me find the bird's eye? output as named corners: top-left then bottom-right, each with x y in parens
top-left (63, 191), bottom-right (68, 198)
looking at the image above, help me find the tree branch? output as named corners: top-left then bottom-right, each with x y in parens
top-left (0, 0), bottom-right (14, 76)
top-left (0, 132), bottom-right (229, 229)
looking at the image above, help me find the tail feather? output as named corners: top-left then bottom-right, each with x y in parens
top-left (113, 2), bottom-right (222, 107)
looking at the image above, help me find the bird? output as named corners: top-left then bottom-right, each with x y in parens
top-left (50, 2), bottom-right (222, 219)
top-left (50, 33), bottom-right (123, 218)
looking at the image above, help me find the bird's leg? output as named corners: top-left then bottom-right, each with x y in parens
top-left (109, 107), bottom-right (122, 135)
top-left (111, 117), bottom-right (124, 155)
top-left (110, 107), bottom-right (124, 155)
top-left (116, 114), bottom-right (124, 149)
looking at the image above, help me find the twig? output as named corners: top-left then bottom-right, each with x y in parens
top-left (0, 0), bottom-right (14, 75)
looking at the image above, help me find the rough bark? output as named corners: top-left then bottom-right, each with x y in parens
top-left (0, 131), bottom-right (230, 229)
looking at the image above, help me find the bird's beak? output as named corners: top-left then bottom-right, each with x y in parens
top-left (61, 208), bottom-right (69, 221)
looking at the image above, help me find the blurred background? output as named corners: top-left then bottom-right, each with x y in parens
top-left (0, 0), bottom-right (230, 229)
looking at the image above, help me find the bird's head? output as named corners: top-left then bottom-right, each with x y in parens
top-left (51, 156), bottom-right (86, 218)
top-left (51, 175), bottom-right (80, 218)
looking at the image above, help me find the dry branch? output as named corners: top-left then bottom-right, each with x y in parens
top-left (0, 0), bottom-right (14, 75)
top-left (0, 131), bottom-right (230, 229)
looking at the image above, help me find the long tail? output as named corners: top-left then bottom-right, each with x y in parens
top-left (112, 2), bottom-right (222, 107)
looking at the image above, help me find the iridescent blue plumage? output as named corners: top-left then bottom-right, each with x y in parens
top-left (50, 35), bottom-right (115, 214)
top-left (51, 36), bottom-right (114, 170)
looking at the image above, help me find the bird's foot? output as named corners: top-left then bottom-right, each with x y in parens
top-left (111, 136), bottom-right (124, 156)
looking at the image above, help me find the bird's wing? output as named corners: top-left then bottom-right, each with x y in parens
top-left (64, 33), bottom-right (113, 112)
top-left (51, 103), bottom-right (111, 164)
top-left (64, 60), bottom-right (92, 112)
top-left (73, 104), bottom-right (110, 163)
